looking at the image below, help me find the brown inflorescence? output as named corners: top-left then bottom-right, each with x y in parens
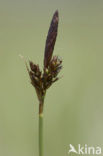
top-left (27, 10), bottom-right (62, 104)
top-left (44, 10), bottom-right (59, 68)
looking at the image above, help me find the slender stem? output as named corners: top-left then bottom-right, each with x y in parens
top-left (39, 113), bottom-right (43, 156)
top-left (39, 98), bottom-right (44, 156)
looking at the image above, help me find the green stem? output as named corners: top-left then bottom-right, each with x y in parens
top-left (39, 97), bottom-right (44, 156)
top-left (39, 113), bottom-right (43, 156)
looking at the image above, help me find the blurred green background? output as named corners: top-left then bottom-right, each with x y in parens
top-left (0, 0), bottom-right (103, 156)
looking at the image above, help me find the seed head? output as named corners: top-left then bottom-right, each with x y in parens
top-left (44, 10), bottom-right (59, 68)
top-left (27, 10), bottom-right (62, 103)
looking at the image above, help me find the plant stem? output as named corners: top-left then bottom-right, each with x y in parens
top-left (39, 113), bottom-right (43, 156)
top-left (39, 99), bottom-right (44, 156)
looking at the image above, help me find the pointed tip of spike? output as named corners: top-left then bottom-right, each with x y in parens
top-left (53, 10), bottom-right (59, 24)
top-left (53, 10), bottom-right (59, 21)
top-left (55, 10), bottom-right (59, 15)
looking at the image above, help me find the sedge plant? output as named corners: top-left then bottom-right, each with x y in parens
top-left (26, 10), bottom-right (62, 156)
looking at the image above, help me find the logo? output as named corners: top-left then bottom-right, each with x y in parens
top-left (68, 144), bottom-right (101, 155)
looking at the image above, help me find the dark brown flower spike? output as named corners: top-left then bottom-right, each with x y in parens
top-left (25, 11), bottom-right (62, 156)
top-left (27, 10), bottom-right (62, 107)
top-left (44, 10), bottom-right (59, 68)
